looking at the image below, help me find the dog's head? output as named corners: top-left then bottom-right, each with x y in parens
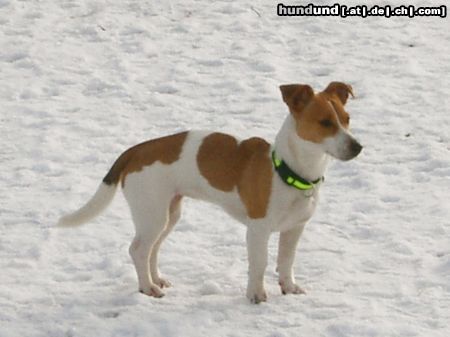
top-left (280, 81), bottom-right (362, 161)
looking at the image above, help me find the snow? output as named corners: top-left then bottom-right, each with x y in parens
top-left (1, 0), bottom-right (449, 336)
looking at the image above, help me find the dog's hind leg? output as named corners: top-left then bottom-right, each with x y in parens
top-left (125, 183), bottom-right (172, 297)
top-left (149, 194), bottom-right (183, 288)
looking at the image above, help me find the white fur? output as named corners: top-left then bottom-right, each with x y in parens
top-left (274, 114), bottom-right (329, 182)
top-left (323, 127), bottom-right (358, 161)
top-left (324, 100), bottom-right (360, 161)
top-left (58, 113), bottom-right (359, 303)
top-left (57, 183), bottom-right (117, 227)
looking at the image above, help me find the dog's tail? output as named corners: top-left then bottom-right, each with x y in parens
top-left (57, 150), bottom-right (131, 227)
top-left (57, 182), bottom-right (118, 227)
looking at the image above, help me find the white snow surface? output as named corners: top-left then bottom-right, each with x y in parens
top-left (1, 0), bottom-right (449, 336)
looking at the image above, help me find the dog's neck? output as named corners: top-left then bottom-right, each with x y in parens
top-left (274, 114), bottom-right (330, 182)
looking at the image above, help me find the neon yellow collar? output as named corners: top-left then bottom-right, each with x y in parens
top-left (272, 150), bottom-right (323, 191)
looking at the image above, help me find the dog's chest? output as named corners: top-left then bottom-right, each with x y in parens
top-left (269, 183), bottom-right (320, 232)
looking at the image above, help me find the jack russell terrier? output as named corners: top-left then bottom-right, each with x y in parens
top-left (58, 81), bottom-right (362, 303)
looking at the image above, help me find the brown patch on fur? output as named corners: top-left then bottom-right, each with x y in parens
top-left (324, 81), bottom-right (354, 105)
top-left (279, 84), bottom-right (314, 118)
top-left (103, 131), bottom-right (188, 186)
top-left (294, 94), bottom-right (340, 143)
top-left (197, 133), bottom-right (272, 219)
top-left (279, 82), bottom-right (354, 143)
top-left (327, 97), bottom-right (350, 129)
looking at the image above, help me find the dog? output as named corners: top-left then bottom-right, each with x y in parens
top-left (58, 81), bottom-right (362, 303)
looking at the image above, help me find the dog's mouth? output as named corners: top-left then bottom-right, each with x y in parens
top-left (342, 140), bottom-right (363, 161)
top-left (326, 139), bottom-right (363, 161)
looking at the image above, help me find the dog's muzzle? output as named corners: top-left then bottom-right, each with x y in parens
top-left (349, 139), bottom-right (363, 158)
top-left (339, 139), bottom-right (363, 161)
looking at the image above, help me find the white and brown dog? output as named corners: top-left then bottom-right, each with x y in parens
top-left (58, 82), bottom-right (362, 303)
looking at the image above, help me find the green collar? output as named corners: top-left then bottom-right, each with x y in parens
top-left (272, 150), bottom-right (324, 191)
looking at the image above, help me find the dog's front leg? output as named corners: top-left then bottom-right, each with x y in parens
top-left (246, 225), bottom-right (271, 304)
top-left (277, 224), bottom-right (306, 295)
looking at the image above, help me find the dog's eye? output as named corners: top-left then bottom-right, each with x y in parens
top-left (320, 119), bottom-right (334, 128)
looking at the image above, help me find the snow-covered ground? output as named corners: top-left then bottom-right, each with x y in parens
top-left (1, 0), bottom-right (449, 336)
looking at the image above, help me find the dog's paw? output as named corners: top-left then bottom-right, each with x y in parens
top-left (279, 281), bottom-right (306, 295)
top-left (246, 288), bottom-right (267, 304)
top-left (139, 284), bottom-right (165, 298)
top-left (154, 277), bottom-right (172, 289)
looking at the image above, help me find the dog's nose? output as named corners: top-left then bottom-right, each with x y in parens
top-left (350, 140), bottom-right (363, 157)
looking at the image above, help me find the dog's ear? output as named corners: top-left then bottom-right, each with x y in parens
top-left (324, 82), bottom-right (354, 105)
top-left (279, 84), bottom-right (314, 115)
